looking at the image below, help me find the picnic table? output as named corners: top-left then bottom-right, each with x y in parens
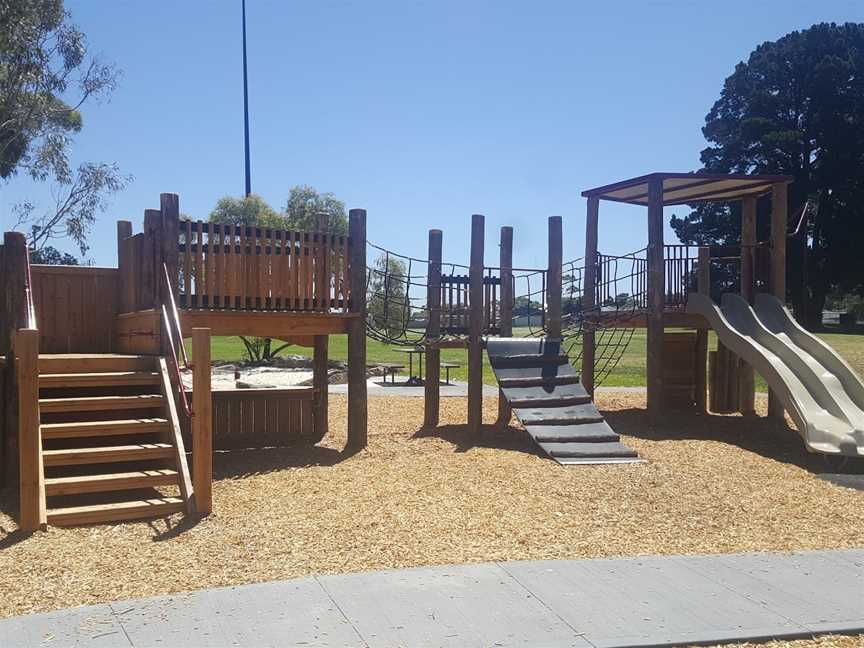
top-left (391, 347), bottom-right (425, 385)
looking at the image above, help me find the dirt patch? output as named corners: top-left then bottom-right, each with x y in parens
top-left (0, 392), bottom-right (862, 619)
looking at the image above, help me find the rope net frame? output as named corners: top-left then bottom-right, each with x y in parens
top-left (364, 240), bottom-right (647, 387)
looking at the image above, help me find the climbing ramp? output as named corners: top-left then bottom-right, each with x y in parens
top-left (487, 338), bottom-right (641, 465)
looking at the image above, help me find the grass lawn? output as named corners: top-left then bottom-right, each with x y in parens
top-left (201, 327), bottom-right (864, 389)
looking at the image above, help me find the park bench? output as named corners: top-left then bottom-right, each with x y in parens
top-left (441, 361), bottom-right (461, 385)
top-left (369, 362), bottom-right (405, 384)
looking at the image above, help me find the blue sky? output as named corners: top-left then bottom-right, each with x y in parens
top-left (3, 0), bottom-right (864, 268)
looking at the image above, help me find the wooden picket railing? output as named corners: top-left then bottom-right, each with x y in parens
top-left (177, 222), bottom-right (351, 312)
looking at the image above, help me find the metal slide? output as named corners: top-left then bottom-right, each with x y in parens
top-left (688, 293), bottom-right (864, 458)
top-left (487, 338), bottom-right (641, 465)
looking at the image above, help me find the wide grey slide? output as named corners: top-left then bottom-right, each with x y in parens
top-left (688, 292), bottom-right (864, 458)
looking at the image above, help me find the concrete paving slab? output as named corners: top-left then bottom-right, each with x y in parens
top-left (317, 562), bottom-right (589, 648)
top-left (112, 578), bottom-right (360, 648)
top-left (500, 556), bottom-right (806, 648)
top-left (2, 604), bottom-right (130, 648)
top-left (677, 551), bottom-right (864, 635)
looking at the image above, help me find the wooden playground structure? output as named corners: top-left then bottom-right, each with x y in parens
top-left (0, 194), bottom-right (368, 530)
top-left (3, 171), bottom-right (862, 529)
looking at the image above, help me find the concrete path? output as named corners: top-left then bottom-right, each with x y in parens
top-left (4, 549), bottom-right (862, 647)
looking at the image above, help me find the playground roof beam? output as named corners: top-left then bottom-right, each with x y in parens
top-left (581, 172), bottom-right (792, 206)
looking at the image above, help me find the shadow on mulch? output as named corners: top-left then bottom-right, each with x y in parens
top-left (213, 444), bottom-right (361, 480)
top-left (413, 422), bottom-right (542, 456)
top-left (604, 407), bottom-right (864, 478)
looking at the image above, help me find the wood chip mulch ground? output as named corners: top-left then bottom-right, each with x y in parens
top-left (1, 392), bottom-right (863, 621)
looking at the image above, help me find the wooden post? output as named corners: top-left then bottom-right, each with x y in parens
top-left (497, 226), bottom-right (513, 426)
top-left (646, 177), bottom-right (665, 419)
top-left (347, 209), bottom-right (368, 448)
top-left (192, 328), bottom-right (212, 515)
top-left (739, 196), bottom-right (757, 415)
top-left (16, 328), bottom-right (45, 531)
top-left (160, 194), bottom-right (180, 295)
top-left (546, 216), bottom-right (563, 339)
top-left (769, 182), bottom-right (788, 420)
top-left (424, 229), bottom-right (443, 427)
top-left (117, 220), bottom-right (132, 263)
top-left (2, 232), bottom-right (28, 488)
top-left (468, 214), bottom-right (485, 434)
top-left (695, 246), bottom-right (710, 413)
top-left (143, 209), bottom-right (162, 308)
top-left (582, 197), bottom-right (599, 396)
top-left (313, 335), bottom-right (329, 440)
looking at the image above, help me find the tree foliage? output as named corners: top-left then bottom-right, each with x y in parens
top-left (209, 193), bottom-right (283, 229)
top-left (1, 0), bottom-right (128, 259)
top-left (670, 22), bottom-right (864, 327)
top-left (284, 185), bottom-right (347, 234)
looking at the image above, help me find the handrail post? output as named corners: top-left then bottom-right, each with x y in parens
top-left (546, 216), bottom-right (563, 339)
top-left (16, 328), bottom-right (45, 531)
top-left (424, 229), bottom-right (443, 427)
top-left (468, 214), bottom-right (485, 434)
top-left (496, 226), bottom-right (513, 426)
top-left (347, 209), bottom-right (368, 448)
top-left (161, 194), bottom-right (181, 298)
top-left (582, 197), bottom-right (599, 396)
top-left (192, 328), bottom-right (212, 514)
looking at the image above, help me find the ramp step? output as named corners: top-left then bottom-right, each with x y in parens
top-left (541, 441), bottom-right (639, 459)
top-left (47, 496), bottom-right (184, 526)
top-left (45, 469), bottom-right (179, 496)
top-left (39, 394), bottom-right (165, 413)
top-left (503, 382), bottom-right (591, 408)
top-left (497, 375), bottom-right (582, 388)
top-left (514, 401), bottom-right (604, 425)
top-left (526, 422), bottom-right (619, 443)
top-left (40, 372), bottom-right (160, 388)
top-left (557, 456), bottom-right (645, 465)
top-left (489, 354), bottom-right (570, 369)
top-left (43, 443), bottom-right (174, 466)
top-left (41, 418), bottom-right (169, 439)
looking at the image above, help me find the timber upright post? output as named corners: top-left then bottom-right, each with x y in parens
top-left (160, 193), bottom-right (180, 294)
top-left (313, 212), bottom-right (330, 440)
top-left (582, 197), bottom-right (599, 395)
top-left (546, 217), bottom-right (563, 340)
top-left (646, 177), bottom-right (665, 421)
top-left (424, 229), bottom-right (443, 427)
top-left (347, 209), bottom-right (368, 448)
top-left (468, 214), bottom-right (485, 434)
top-left (192, 327), bottom-right (212, 514)
top-left (738, 196), bottom-right (757, 415)
top-left (497, 226), bottom-right (513, 426)
top-left (768, 183), bottom-right (788, 421)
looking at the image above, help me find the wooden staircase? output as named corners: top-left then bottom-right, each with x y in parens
top-left (37, 354), bottom-right (194, 526)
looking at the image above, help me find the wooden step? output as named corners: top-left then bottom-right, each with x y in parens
top-left (43, 443), bottom-right (174, 466)
top-left (39, 394), bottom-right (165, 414)
top-left (47, 496), bottom-right (184, 526)
top-left (39, 372), bottom-right (160, 389)
top-left (38, 354), bottom-right (154, 374)
top-left (45, 469), bottom-right (179, 496)
top-left (508, 395), bottom-right (592, 409)
top-left (41, 418), bottom-right (170, 440)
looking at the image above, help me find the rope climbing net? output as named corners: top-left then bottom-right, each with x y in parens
top-left (364, 241), bottom-right (649, 387)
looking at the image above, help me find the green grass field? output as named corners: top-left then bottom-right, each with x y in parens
top-left (200, 327), bottom-right (864, 389)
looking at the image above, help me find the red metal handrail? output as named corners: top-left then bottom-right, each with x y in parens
top-left (23, 246), bottom-right (36, 329)
top-left (161, 263), bottom-right (193, 419)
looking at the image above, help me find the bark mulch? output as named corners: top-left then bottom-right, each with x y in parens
top-left (1, 393), bottom-right (862, 619)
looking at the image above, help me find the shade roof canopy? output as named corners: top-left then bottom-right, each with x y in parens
top-left (581, 172), bottom-right (792, 206)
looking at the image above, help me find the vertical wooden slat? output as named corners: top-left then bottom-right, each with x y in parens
top-left (226, 224), bottom-right (236, 309)
top-left (425, 229), bottom-right (443, 427)
top-left (546, 216), bottom-right (563, 339)
top-left (206, 223), bottom-right (216, 307)
top-left (497, 226), bottom-right (513, 426)
top-left (161, 194), bottom-right (180, 298)
top-left (239, 224), bottom-right (247, 309)
top-left (213, 224), bottom-right (223, 308)
top-left (184, 220), bottom-right (193, 306)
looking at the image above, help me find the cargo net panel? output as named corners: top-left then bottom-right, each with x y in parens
top-left (562, 250), bottom-right (647, 387)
